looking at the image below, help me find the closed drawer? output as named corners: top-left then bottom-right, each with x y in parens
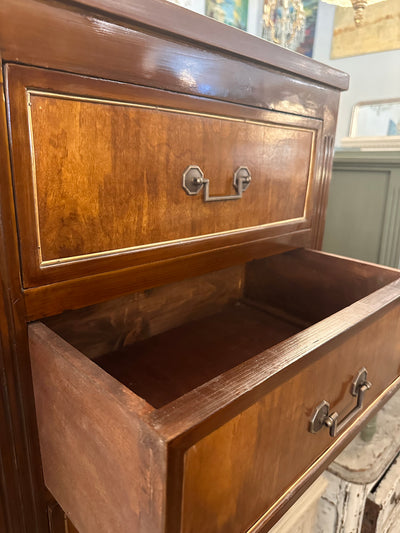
top-left (28, 249), bottom-right (400, 533)
top-left (6, 64), bottom-right (322, 288)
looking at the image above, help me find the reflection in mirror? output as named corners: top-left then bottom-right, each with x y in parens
top-left (341, 99), bottom-right (400, 149)
top-left (350, 100), bottom-right (400, 138)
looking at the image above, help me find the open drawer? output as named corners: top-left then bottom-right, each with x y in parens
top-left (28, 249), bottom-right (400, 533)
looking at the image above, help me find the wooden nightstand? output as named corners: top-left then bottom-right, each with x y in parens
top-left (0, 2), bottom-right (398, 533)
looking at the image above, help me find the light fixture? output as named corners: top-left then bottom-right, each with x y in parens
top-left (262, 0), bottom-right (306, 50)
top-left (321, 0), bottom-right (386, 26)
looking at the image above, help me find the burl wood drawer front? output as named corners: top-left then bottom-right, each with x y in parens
top-left (6, 64), bottom-right (321, 288)
top-left (28, 251), bottom-right (400, 533)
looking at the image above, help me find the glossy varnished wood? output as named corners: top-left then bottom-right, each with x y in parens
top-left (69, 0), bottom-right (349, 91)
top-left (0, 0), bottom-right (354, 531)
top-left (45, 266), bottom-right (245, 359)
top-left (2, 0), bottom-right (343, 311)
top-left (150, 253), bottom-right (400, 444)
top-left (29, 323), bottom-right (164, 533)
top-left (0, 61), bottom-right (47, 533)
top-left (0, 0), bottom-right (348, 113)
top-left (24, 230), bottom-right (309, 320)
top-left (30, 93), bottom-right (313, 260)
top-left (179, 305), bottom-right (400, 533)
top-left (7, 64), bottom-right (320, 288)
top-left (29, 250), bottom-right (400, 533)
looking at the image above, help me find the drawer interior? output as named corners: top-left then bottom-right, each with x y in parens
top-left (43, 248), bottom-right (400, 409)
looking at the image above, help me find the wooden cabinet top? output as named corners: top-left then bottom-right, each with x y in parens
top-left (0, 0), bottom-right (349, 92)
top-left (0, 0), bottom-right (349, 319)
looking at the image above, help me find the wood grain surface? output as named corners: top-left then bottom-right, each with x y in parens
top-left (179, 304), bottom-right (400, 533)
top-left (245, 248), bottom-right (400, 323)
top-left (30, 250), bottom-right (400, 533)
top-left (29, 92), bottom-right (313, 261)
top-left (48, 500), bottom-right (79, 533)
top-left (95, 303), bottom-right (301, 408)
top-left (69, 0), bottom-right (349, 90)
top-left (29, 322), bottom-right (164, 533)
top-left (7, 64), bottom-right (320, 290)
top-left (0, 0), bottom-right (348, 117)
top-left (150, 253), bottom-right (400, 444)
top-left (0, 59), bottom-right (47, 533)
top-left (0, 0), bottom-right (350, 532)
top-left (45, 266), bottom-right (244, 359)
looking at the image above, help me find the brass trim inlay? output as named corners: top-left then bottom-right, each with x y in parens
top-left (28, 89), bottom-right (319, 130)
top-left (39, 217), bottom-right (308, 267)
top-left (26, 93), bottom-right (42, 265)
top-left (26, 89), bottom-right (318, 267)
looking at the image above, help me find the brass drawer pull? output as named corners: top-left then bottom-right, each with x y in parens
top-left (309, 368), bottom-right (372, 438)
top-left (182, 165), bottom-right (251, 202)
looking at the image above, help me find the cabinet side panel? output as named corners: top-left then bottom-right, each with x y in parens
top-left (0, 63), bottom-right (47, 533)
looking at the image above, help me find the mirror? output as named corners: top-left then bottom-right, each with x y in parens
top-left (341, 99), bottom-right (400, 150)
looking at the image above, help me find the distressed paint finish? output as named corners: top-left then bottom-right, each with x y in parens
top-left (363, 458), bottom-right (400, 531)
top-left (317, 391), bottom-right (400, 533)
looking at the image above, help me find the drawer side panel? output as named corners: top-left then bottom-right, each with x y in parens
top-left (29, 323), bottom-right (166, 533)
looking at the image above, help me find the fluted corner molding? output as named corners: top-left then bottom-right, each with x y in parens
top-left (314, 134), bottom-right (335, 248)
